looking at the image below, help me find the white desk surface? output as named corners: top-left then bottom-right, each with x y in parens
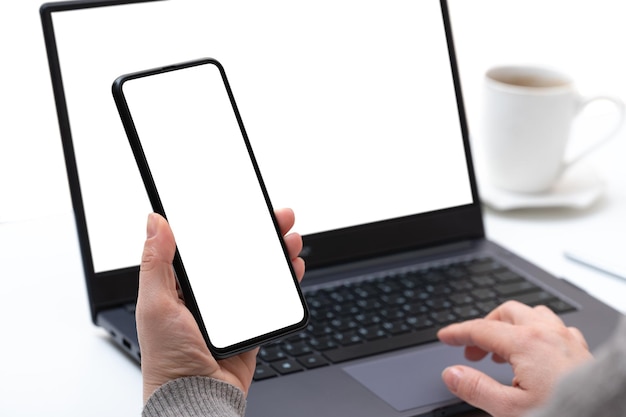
top-left (2, 0), bottom-right (626, 416)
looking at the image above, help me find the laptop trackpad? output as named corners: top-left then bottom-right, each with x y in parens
top-left (343, 344), bottom-right (513, 412)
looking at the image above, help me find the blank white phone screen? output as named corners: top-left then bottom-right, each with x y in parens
top-left (121, 62), bottom-right (305, 349)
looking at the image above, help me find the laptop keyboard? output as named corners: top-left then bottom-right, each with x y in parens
top-left (253, 257), bottom-right (576, 381)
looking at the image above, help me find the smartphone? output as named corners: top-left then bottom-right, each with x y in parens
top-left (112, 58), bottom-right (308, 358)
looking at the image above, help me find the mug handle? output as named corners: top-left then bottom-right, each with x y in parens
top-left (565, 95), bottom-right (626, 169)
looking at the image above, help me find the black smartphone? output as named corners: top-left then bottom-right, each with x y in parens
top-left (112, 58), bottom-right (308, 358)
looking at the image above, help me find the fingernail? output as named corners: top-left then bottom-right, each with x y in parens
top-left (442, 366), bottom-right (462, 392)
top-left (147, 213), bottom-right (159, 239)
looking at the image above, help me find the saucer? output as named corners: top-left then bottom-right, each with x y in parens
top-left (476, 162), bottom-right (605, 211)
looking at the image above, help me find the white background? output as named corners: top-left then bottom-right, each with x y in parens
top-left (1, 1), bottom-right (626, 416)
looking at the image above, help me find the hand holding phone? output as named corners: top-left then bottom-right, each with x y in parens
top-left (136, 209), bottom-right (304, 402)
top-left (112, 58), bottom-right (309, 358)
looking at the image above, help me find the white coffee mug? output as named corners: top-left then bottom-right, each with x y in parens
top-left (481, 65), bottom-right (625, 193)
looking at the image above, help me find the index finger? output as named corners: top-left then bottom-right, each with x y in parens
top-left (437, 319), bottom-right (521, 363)
top-left (485, 300), bottom-right (563, 326)
top-left (275, 208), bottom-right (296, 236)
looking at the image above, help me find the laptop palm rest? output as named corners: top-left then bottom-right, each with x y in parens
top-left (343, 344), bottom-right (513, 412)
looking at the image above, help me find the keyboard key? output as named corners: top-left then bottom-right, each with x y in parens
top-left (430, 310), bottom-right (457, 324)
top-left (405, 315), bottom-right (434, 329)
top-left (402, 302), bottom-right (429, 315)
top-left (442, 265), bottom-right (466, 279)
top-left (467, 259), bottom-right (501, 274)
top-left (476, 300), bottom-right (500, 314)
top-left (286, 332), bottom-right (309, 343)
top-left (449, 293), bottom-right (474, 305)
top-left (311, 308), bottom-right (336, 321)
top-left (358, 325), bottom-right (388, 340)
top-left (548, 299), bottom-right (576, 314)
top-left (259, 346), bottom-right (288, 362)
top-left (283, 341), bottom-right (314, 356)
top-left (426, 297), bottom-right (453, 310)
top-left (308, 336), bottom-right (339, 351)
top-left (375, 281), bottom-right (403, 293)
top-left (380, 308), bottom-right (406, 320)
top-left (355, 312), bottom-right (383, 325)
top-left (471, 288), bottom-right (497, 300)
top-left (495, 281), bottom-right (540, 296)
top-left (253, 364), bottom-right (278, 381)
top-left (355, 298), bottom-right (383, 309)
top-left (271, 359), bottom-right (304, 375)
top-left (334, 330), bottom-right (363, 346)
top-left (449, 280), bottom-right (474, 291)
top-left (307, 323), bottom-right (334, 338)
top-left (471, 275), bottom-right (496, 287)
top-left (329, 318), bottom-right (359, 331)
top-left (493, 270), bottom-right (524, 283)
top-left (382, 320), bottom-right (412, 335)
top-left (381, 294), bottom-right (409, 306)
top-left (297, 354), bottom-right (329, 369)
top-left (508, 290), bottom-right (555, 306)
top-left (453, 305), bottom-right (482, 320)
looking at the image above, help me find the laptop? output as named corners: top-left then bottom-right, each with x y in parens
top-left (40, 0), bottom-right (621, 416)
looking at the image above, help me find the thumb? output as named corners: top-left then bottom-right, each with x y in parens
top-left (442, 365), bottom-right (515, 416)
top-left (138, 213), bottom-right (178, 303)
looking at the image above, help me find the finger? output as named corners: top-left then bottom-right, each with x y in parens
top-left (484, 300), bottom-right (531, 322)
top-left (486, 302), bottom-right (565, 333)
top-left (568, 326), bottom-right (590, 350)
top-left (438, 319), bottom-right (519, 362)
top-left (532, 304), bottom-right (565, 325)
top-left (463, 346), bottom-right (506, 364)
top-left (439, 323), bottom-right (490, 360)
top-left (283, 233), bottom-right (305, 281)
top-left (291, 256), bottom-right (305, 282)
top-left (275, 208), bottom-right (296, 236)
top-left (284, 232), bottom-right (303, 260)
top-left (491, 353), bottom-right (507, 364)
top-left (485, 300), bottom-right (542, 325)
top-left (438, 322), bottom-right (491, 361)
top-left (138, 213), bottom-right (178, 301)
top-left (464, 345), bottom-right (489, 362)
top-left (137, 213), bottom-right (179, 324)
top-left (442, 365), bottom-right (521, 417)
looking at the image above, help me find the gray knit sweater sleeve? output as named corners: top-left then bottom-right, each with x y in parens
top-left (526, 315), bottom-right (626, 417)
top-left (142, 376), bottom-right (246, 417)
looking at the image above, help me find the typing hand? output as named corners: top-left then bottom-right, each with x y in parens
top-left (136, 209), bottom-right (305, 403)
top-left (437, 300), bottom-right (592, 417)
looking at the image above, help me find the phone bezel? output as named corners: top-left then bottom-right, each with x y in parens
top-left (112, 57), bottom-right (309, 358)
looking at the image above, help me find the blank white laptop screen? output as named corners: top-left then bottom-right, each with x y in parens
top-left (52, 0), bottom-right (472, 274)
